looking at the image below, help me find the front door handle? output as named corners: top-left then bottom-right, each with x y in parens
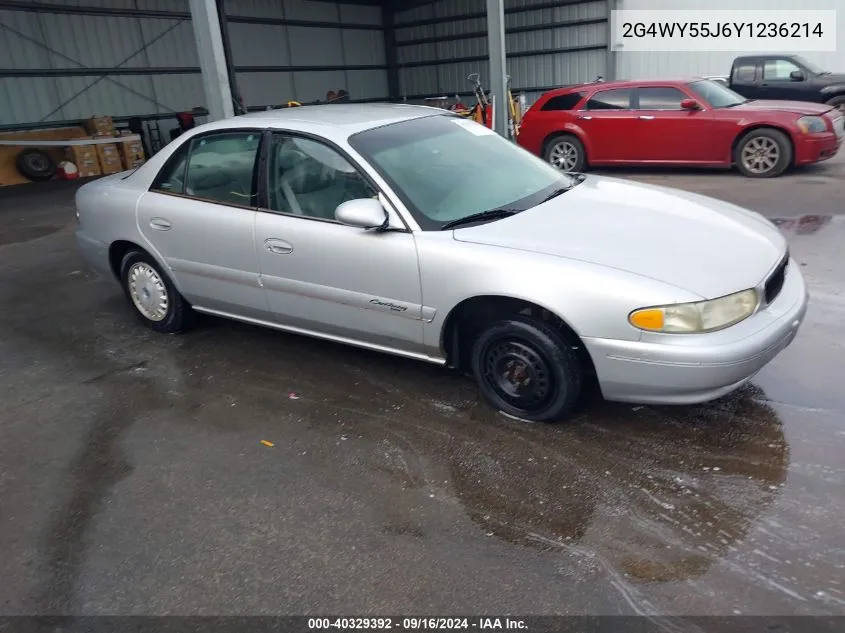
top-left (265, 238), bottom-right (293, 255)
top-left (576, 115), bottom-right (593, 120)
top-left (638, 115), bottom-right (655, 120)
top-left (150, 217), bottom-right (171, 231)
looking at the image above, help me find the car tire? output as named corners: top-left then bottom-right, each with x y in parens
top-left (120, 250), bottom-right (190, 333)
top-left (826, 95), bottom-right (845, 115)
top-left (470, 316), bottom-right (583, 423)
top-left (544, 134), bottom-right (586, 173)
top-left (734, 128), bottom-right (792, 178)
top-left (16, 148), bottom-right (57, 182)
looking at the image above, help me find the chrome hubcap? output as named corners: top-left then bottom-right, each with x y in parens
top-left (550, 141), bottom-right (579, 172)
top-left (128, 262), bottom-right (169, 322)
top-left (741, 137), bottom-right (780, 174)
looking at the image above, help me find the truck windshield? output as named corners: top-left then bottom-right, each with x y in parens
top-left (687, 80), bottom-right (747, 108)
top-left (791, 55), bottom-right (824, 75)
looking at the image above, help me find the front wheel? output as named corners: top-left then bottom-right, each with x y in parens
top-left (471, 316), bottom-right (583, 423)
top-left (120, 250), bottom-right (190, 333)
top-left (544, 134), bottom-right (586, 173)
top-left (735, 129), bottom-right (791, 178)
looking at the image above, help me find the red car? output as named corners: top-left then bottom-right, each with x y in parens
top-left (517, 78), bottom-right (844, 178)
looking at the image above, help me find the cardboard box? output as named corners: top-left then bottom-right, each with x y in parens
top-left (65, 142), bottom-right (101, 178)
top-left (95, 142), bottom-right (123, 174)
top-left (84, 115), bottom-right (117, 138)
top-left (119, 137), bottom-right (146, 170)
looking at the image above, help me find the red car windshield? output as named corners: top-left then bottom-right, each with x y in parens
top-left (687, 80), bottom-right (747, 108)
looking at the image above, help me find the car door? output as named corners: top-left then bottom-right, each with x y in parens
top-left (253, 132), bottom-right (425, 354)
top-left (137, 129), bottom-right (270, 320)
top-left (730, 61), bottom-right (761, 100)
top-left (633, 86), bottom-right (720, 163)
top-left (573, 88), bottom-right (638, 162)
top-left (760, 58), bottom-right (810, 101)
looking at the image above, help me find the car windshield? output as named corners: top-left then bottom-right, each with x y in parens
top-left (792, 55), bottom-right (825, 75)
top-left (687, 79), bottom-right (748, 108)
top-left (348, 115), bottom-right (575, 230)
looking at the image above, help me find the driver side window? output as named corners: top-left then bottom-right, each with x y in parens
top-left (763, 59), bottom-right (801, 80)
top-left (266, 134), bottom-right (376, 221)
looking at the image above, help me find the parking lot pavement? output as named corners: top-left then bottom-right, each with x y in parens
top-left (1, 163), bottom-right (844, 617)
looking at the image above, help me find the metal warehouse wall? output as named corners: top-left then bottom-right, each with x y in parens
top-left (615, 0), bottom-right (845, 79)
top-left (393, 0), bottom-right (609, 105)
top-left (0, 0), bottom-right (387, 128)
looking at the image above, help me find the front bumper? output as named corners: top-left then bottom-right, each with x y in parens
top-left (583, 259), bottom-right (808, 405)
top-left (794, 132), bottom-right (841, 165)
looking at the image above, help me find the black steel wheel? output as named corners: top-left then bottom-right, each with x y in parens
top-left (471, 316), bottom-right (583, 422)
top-left (16, 148), bottom-right (57, 182)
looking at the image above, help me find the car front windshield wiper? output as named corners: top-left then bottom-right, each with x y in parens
top-left (440, 209), bottom-right (518, 230)
top-left (539, 174), bottom-right (586, 204)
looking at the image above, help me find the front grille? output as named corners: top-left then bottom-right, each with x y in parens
top-left (764, 254), bottom-right (789, 304)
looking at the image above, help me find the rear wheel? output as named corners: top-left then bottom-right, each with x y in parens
top-left (544, 134), bottom-right (586, 173)
top-left (471, 316), bottom-right (583, 423)
top-left (735, 129), bottom-right (791, 178)
top-left (120, 250), bottom-right (190, 333)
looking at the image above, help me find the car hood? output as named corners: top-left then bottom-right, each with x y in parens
top-left (452, 176), bottom-right (787, 299)
top-left (818, 72), bottom-right (845, 84)
top-left (733, 99), bottom-right (834, 116)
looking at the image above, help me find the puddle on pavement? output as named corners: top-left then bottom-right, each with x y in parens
top-left (0, 225), bottom-right (62, 247)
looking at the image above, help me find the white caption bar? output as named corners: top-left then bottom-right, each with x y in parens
top-left (610, 10), bottom-right (837, 52)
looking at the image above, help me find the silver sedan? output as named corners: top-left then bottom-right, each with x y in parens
top-left (75, 104), bottom-right (808, 422)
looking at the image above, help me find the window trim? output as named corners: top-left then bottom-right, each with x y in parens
top-left (260, 128), bottom-right (412, 233)
top-left (148, 127), bottom-right (266, 211)
top-left (582, 87), bottom-right (634, 111)
top-left (634, 86), bottom-right (693, 111)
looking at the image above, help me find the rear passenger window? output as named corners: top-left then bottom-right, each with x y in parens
top-left (637, 87), bottom-right (687, 110)
top-left (541, 92), bottom-right (585, 111)
top-left (184, 132), bottom-right (261, 206)
top-left (733, 64), bottom-right (757, 82)
top-left (585, 89), bottom-right (631, 110)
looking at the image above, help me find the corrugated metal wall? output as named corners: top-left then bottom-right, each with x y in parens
top-left (394, 0), bottom-right (609, 105)
top-left (0, 0), bottom-right (387, 127)
top-left (615, 0), bottom-right (845, 79)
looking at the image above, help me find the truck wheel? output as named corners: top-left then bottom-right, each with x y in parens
top-left (16, 148), bottom-right (56, 182)
top-left (735, 129), bottom-right (792, 178)
top-left (471, 316), bottom-right (583, 423)
top-left (826, 95), bottom-right (845, 115)
top-left (544, 134), bottom-right (586, 172)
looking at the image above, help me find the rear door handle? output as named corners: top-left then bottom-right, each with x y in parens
top-left (576, 115), bottom-right (592, 120)
top-left (638, 115), bottom-right (655, 120)
top-left (265, 238), bottom-right (293, 255)
top-left (150, 217), bottom-right (171, 231)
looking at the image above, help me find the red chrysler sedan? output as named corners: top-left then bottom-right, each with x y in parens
top-left (517, 78), bottom-right (844, 178)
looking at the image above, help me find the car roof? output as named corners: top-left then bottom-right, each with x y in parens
top-left (200, 103), bottom-right (448, 137)
top-left (544, 77), bottom-right (705, 96)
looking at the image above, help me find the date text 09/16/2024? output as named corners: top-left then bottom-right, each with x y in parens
top-left (307, 617), bottom-right (527, 630)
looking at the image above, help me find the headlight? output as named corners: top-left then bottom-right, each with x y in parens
top-left (797, 115), bottom-right (828, 134)
top-left (629, 289), bottom-right (759, 334)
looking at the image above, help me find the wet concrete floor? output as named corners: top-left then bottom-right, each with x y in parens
top-left (1, 157), bottom-right (844, 616)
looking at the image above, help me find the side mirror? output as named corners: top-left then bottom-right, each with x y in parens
top-left (680, 98), bottom-right (701, 110)
top-left (335, 198), bottom-right (388, 230)
top-left (789, 70), bottom-right (805, 82)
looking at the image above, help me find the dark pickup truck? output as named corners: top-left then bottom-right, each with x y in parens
top-left (726, 54), bottom-right (845, 113)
